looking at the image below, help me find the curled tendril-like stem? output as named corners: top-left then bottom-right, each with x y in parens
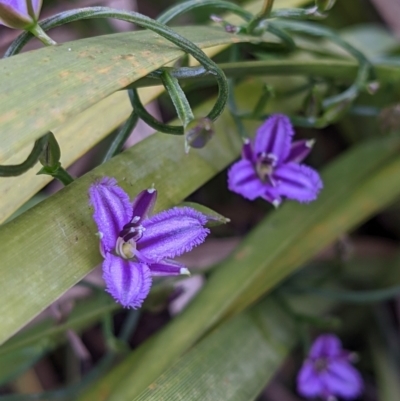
top-left (131, 88), bottom-right (183, 135)
top-left (0, 134), bottom-right (48, 177)
top-left (102, 108), bottom-right (139, 163)
top-left (157, 0), bottom-right (252, 24)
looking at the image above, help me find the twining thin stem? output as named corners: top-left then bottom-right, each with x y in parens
top-left (131, 88), bottom-right (183, 135)
top-left (0, 135), bottom-right (48, 177)
top-left (102, 111), bottom-right (139, 163)
top-left (247, 0), bottom-right (274, 34)
top-left (161, 70), bottom-right (194, 129)
top-left (157, 0), bottom-right (252, 24)
top-left (252, 84), bottom-right (274, 117)
top-left (295, 285), bottom-right (400, 303)
top-left (227, 47), bottom-right (247, 141)
top-left (5, 7), bottom-right (228, 123)
top-left (269, 6), bottom-right (323, 19)
top-left (272, 20), bottom-right (373, 108)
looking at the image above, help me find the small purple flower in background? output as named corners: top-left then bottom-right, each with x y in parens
top-left (0, 0), bottom-right (42, 29)
top-left (89, 177), bottom-right (210, 309)
top-left (297, 334), bottom-right (363, 401)
top-left (228, 114), bottom-right (323, 207)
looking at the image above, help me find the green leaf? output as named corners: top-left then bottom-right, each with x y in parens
top-left (179, 202), bottom-right (230, 226)
top-left (370, 331), bottom-right (400, 401)
top-left (134, 294), bottom-right (332, 401)
top-left (0, 293), bottom-right (118, 385)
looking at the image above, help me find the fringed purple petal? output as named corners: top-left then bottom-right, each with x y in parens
top-left (131, 188), bottom-right (157, 224)
top-left (149, 259), bottom-right (190, 277)
top-left (89, 177), bottom-right (132, 253)
top-left (241, 139), bottom-right (254, 161)
top-left (228, 159), bottom-right (266, 201)
top-left (297, 360), bottom-right (323, 398)
top-left (286, 139), bottom-right (315, 164)
top-left (272, 162), bottom-right (323, 203)
top-left (254, 114), bottom-right (294, 162)
top-left (309, 334), bottom-right (342, 359)
top-left (102, 254), bottom-right (151, 309)
top-left (323, 360), bottom-right (363, 399)
top-left (138, 207), bottom-right (209, 261)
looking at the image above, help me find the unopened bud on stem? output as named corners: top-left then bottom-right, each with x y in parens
top-left (184, 118), bottom-right (214, 153)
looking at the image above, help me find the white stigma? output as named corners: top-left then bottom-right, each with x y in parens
top-left (180, 268), bottom-right (191, 276)
top-left (131, 216), bottom-right (140, 224)
top-left (306, 139), bottom-right (316, 148)
top-left (147, 187), bottom-right (156, 194)
top-left (272, 199), bottom-right (281, 208)
top-left (95, 231), bottom-right (104, 239)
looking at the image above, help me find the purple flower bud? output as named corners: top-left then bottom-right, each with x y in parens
top-left (89, 178), bottom-right (211, 309)
top-left (297, 334), bottom-right (363, 400)
top-left (184, 117), bottom-right (214, 152)
top-left (227, 114), bottom-right (323, 206)
top-left (0, 0), bottom-right (42, 29)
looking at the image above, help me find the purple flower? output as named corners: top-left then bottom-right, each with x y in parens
top-left (89, 177), bottom-right (210, 309)
top-left (0, 0), bottom-right (42, 29)
top-left (228, 114), bottom-right (323, 207)
top-left (297, 334), bottom-right (363, 401)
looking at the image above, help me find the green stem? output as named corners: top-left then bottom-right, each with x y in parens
top-left (0, 135), bottom-right (48, 177)
top-left (131, 88), bottom-right (183, 135)
top-left (295, 285), bottom-right (400, 303)
top-left (102, 107), bottom-right (139, 163)
top-left (161, 70), bottom-right (194, 129)
top-left (157, 0), bottom-right (252, 24)
top-left (247, 0), bottom-right (274, 34)
top-left (28, 23), bottom-right (57, 46)
top-left (227, 47), bottom-right (247, 141)
top-left (53, 167), bottom-right (74, 186)
top-left (272, 20), bottom-right (373, 110)
top-left (269, 6), bottom-right (322, 19)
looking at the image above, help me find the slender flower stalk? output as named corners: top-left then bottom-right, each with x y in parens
top-left (297, 334), bottom-right (363, 401)
top-left (89, 177), bottom-right (210, 308)
top-left (228, 114), bottom-right (322, 207)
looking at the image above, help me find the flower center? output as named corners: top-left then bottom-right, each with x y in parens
top-left (255, 152), bottom-right (277, 184)
top-left (313, 357), bottom-right (328, 372)
top-left (115, 216), bottom-right (145, 260)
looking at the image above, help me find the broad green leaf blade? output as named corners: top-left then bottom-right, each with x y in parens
top-left (0, 85), bottom-right (262, 346)
top-left (0, 26), bottom-right (260, 163)
top-left (0, 293), bottom-right (118, 385)
top-left (179, 202), bottom-right (230, 226)
top-left (370, 331), bottom-right (400, 401)
top-left (80, 136), bottom-right (400, 401)
top-left (134, 294), bottom-right (331, 401)
top-left (0, 294), bottom-right (118, 357)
